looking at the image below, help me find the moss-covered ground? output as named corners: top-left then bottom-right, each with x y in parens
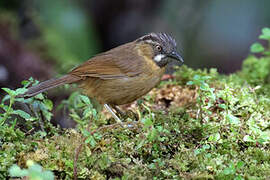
top-left (1, 52), bottom-right (270, 179)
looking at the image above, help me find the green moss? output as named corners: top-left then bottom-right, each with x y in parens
top-left (2, 51), bottom-right (270, 179)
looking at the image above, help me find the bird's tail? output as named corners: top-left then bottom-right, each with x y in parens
top-left (21, 75), bottom-right (81, 98)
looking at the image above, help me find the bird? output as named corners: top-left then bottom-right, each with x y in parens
top-left (22, 32), bottom-right (184, 122)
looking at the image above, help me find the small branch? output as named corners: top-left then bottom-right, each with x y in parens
top-left (73, 136), bottom-right (85, 180)
top-left (73, 117), bottom-right (92, 180)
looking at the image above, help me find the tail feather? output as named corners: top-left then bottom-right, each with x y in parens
top-left (22, 75), bottom-right (81, 97)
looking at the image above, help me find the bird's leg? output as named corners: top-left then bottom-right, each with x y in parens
top-left (112, 105), bottom-right (138, 120)
top-left (104, 104), bottom-right (122, 123)
top-left (111, 105), bottom-right (125, 117)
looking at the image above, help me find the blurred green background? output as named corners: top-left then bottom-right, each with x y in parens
top-left (0, 0), bottom-right (270, 89)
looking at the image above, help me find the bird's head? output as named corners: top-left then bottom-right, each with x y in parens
top-left (137, 32), bottom-right (183, 67)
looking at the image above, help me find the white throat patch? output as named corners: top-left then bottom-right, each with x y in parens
top-left (154, 54), bottom-right (166, 62)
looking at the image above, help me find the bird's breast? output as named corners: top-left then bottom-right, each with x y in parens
top-left (103, 66), bottom-right (165, 105)
top-left (80, 66), bottom-right (165, 105)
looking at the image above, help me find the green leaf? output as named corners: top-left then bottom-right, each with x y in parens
top-left (93, 133), bottom-right (102, 140)
top-left (202, 76), bottom-right (211, 80)
top-left (44, 99), bottom-right (53, 111)
top-left (85, 136), bottom-right (96, 147)
top-left (82, 129), bottom-right (91, 137)
top-left (9, 165), bottom-right (28, 177)
top-left (250, 43), bottom-right (264, 53)
top-left (263, 51), bottom-right (270, 55)
top-left (84, 137), bottom-right (91, 145)
top-left (136, 139), bottom-right (146, 150)
top-left (29, 163), bottom-right (43, 173)
top-left (186, 81), bottom-right (194, 85)
top-left (200, 82), bottom-right (210, 91)
top-left (193, 75), bottom-right (200, 81)
top-left (259, 131), bottom-right (270, 142)
top-left (142, 118), bottom-right (153, 127)
top-left (21, 79), bottom-right (30, 86)
top-left (2, 88), bottom-right (16, 96)
top-left (89, 137), bottom-right (97, 147)
top-left (35, 93), bottom-right (45, 100)
top-left (259, 27), bottom-right (270, 40)
top-left (194, 149), bottom-right (201, 155)
top-left (202, 144), bottom-right (210, 150)
top-left (1, 95), bottom-right (10, 103)
top-left (15, 88), bottom-right (28, 96)
top-left (83, 107), bottom-right (92, 117)
top-left (236, 161), bottom-right (245, 169)
top-left (209, 133), bottom-right (220, 142)
top-left (218, 104), bottom-right (227, 109)
top-left (226, 114), bottom-right (240, 125)
top-left (13, 110), bottom-right (31, 119)
top-left (223, 165), bottom-right (235, 175)
top-left (41, 171), bottom-right (55, 180)
top-left (80, 95), bottom-right (91, 105)
top-left (92, 109), bottom-right (98, 119)
top-left (243, 135), bottom-right (254, 142)
top-left (148, 128), bottom-right (158, 141)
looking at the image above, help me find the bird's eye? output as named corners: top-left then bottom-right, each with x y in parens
top-left (156, 45), bottom-right (162, 52)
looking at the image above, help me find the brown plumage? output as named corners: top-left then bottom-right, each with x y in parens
top-left (22, 33), bottom-right (183, 120)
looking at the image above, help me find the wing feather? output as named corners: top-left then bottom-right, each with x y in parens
top-left (69, 42), bottom-right (143, 79)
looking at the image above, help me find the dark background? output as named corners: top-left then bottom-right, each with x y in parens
top-left (1, 0), bottom-right (270, 90)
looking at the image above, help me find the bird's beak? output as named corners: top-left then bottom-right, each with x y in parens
top-left (168, 51), bottom-right (184, 63)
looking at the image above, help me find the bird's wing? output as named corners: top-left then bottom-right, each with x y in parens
top-left (69, 43), bottom-right (144, 79)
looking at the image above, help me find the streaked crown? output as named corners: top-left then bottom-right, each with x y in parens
top-left (137, 33), bottom-right (183, 67)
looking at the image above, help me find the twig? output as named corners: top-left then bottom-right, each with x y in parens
top-left (73, 137), bottom-right (84, 180)
top-left (73, 117), bottom-right (92, 180)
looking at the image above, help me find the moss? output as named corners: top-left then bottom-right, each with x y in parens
top-left (2, 53), bottom-right (270, 179)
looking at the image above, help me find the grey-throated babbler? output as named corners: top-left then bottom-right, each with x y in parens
top-left (22, 33), bottom-right (184, 121)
